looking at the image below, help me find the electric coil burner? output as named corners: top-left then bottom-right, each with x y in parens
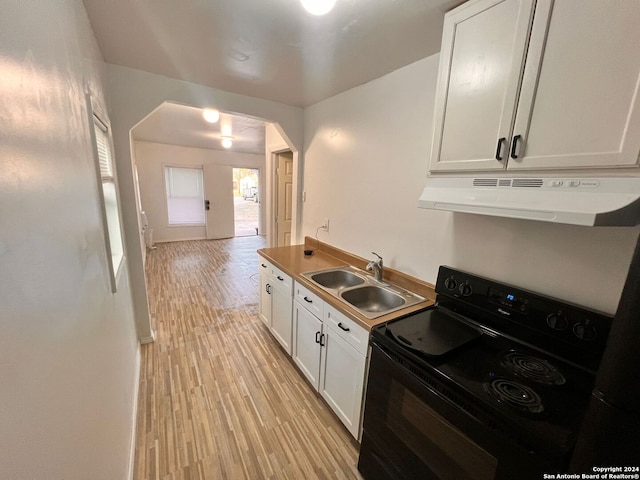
top-left (358, 266), bottom-right (613, 480)
top-left (484, 378), bottom-right (545, 415)
top-left (500, 350), bottom-right (566, 386)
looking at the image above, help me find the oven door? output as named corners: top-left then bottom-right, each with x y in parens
top-left (358, 339), bottom-right (554, 480)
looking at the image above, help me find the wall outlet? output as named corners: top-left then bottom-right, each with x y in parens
top-left (321, 218), bottom-right (330, 232)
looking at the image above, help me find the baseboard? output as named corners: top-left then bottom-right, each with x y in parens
top-left (139, 329), bottom-right (156, 344)
top-left (128, 344), bottom-right (142, 480)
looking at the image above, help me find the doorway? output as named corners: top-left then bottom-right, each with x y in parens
top-left (233, 168), bottom-right (260, 237)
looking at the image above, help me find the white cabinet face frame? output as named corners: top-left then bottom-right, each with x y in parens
top-left (429, 0), bottom-right (536, 172)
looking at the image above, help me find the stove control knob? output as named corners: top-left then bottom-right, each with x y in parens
top-left (546, 311), bottom-right (568, 331)
top-left (444, 277), bottom-right (457, 290)
top-left (458, 283), bottom-right (472, 297)
top-left (573, 321), bottom-right (597, 341)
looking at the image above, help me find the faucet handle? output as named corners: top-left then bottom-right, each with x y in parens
top-left (371, 252), bottom-right (382, 262)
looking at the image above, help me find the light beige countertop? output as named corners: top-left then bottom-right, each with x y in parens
top-left (258, 238), bottom-right (436, 331)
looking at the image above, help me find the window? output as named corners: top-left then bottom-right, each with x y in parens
top-left (164, 166), bottom-right (205, 225)
top-left (92, 113), bottom-right (124, 292)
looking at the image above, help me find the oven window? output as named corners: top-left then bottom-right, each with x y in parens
top-left (386, 379), bottom-right (498, 480)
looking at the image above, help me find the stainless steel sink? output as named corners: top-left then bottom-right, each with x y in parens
top-left (340, 286), bottom-right (405, 313)
top-left (310, 270), bottom-right (365, 289)
top-left (301, 266), bottom-right (425, 319)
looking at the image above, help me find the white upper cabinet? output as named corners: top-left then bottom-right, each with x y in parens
top-left (429, 0), bottom-right (640, 173)
top-left (430, 0), bottom-right (536, 171)
top-left (509, 0), bottom-right (640, 170)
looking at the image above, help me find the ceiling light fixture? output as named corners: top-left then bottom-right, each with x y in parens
top-left (221, 136), bottom-right (233, 149)
top-left (203, 108), bottom-right (220, 123)
top-left (300, 0), bottom-right (336, 16)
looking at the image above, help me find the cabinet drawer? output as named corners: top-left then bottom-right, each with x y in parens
top-left (271, 265), bottom-right (293, 293)
top-left (324, 304), bottom-right (369, 357)
top-left (258, 256), bottom-right (272, 274)
top-left (294, 281), bottom-right (324, 319)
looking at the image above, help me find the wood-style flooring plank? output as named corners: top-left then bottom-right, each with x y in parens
top-left (133, 237), bottom-right (362, 480)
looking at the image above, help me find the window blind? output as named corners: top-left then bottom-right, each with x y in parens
top-left (94, 119), bottom-right (114, 180)
top-left (164, 166), bottom-right (205, 225)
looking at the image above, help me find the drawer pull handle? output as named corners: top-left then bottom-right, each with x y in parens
top-left (315, 331), bottom-right (321, 344)
top-left (319, 333), bottom-right (326, 347)
top-left (261, 263), bottom-right (267, 268)
top-left (303, 296), bottom-right (313, 303)
top-left (277, 276), bottom-right (284, 281)
top-left (338, 322), bottom-right (350, 332)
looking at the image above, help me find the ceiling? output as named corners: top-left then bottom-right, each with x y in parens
top-left (132, 102), bottom-right (267, 155)
top-left (86, 0), bottom-right (460, 154)
top-left (83, 0), bottom-right (460, 108)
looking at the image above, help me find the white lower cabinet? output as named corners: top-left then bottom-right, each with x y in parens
top-left (319, 327), bottom-right (367, 439)
top-left (258, 255), bottom-right (293, 354)
top-left (292, 281), bottom-right (369, 440)
top-left (293, 300), bottom-right (323, 388)
top-left (258, 259), bottom-right (271, 327)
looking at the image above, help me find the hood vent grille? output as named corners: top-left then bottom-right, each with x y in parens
top-left (512, 178), bottom-right (544, 188)
top-left (473, 178), bottom-right (498, 187)
top-left (473, 178), bottom-right (544, 188)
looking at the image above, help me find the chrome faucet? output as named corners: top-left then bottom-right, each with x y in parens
top-left (366, 252), bottom-right (383, 282)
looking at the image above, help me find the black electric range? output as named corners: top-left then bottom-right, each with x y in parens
top-left (358, 266), bottom-right (613, 480)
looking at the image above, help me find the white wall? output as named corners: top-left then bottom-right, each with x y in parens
top-left (106, 64), bottom-right (304, 341)
top-left (0, 1), bottom-right (139, 478)
top-left (302, 55), bottom-right (640, 315)
top-left (135, 141), bottom-right (264, 242)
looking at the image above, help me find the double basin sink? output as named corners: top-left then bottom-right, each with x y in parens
top-left (301, 266), bottom-right (425, 319)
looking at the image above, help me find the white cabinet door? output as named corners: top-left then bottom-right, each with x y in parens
top-left (258, 259), bottom-right (271, 327)
top-left (292, 301), bottom-right (323, 390)
top-left (270, 278), bottom-right (293, 354)
top-left (319, 327), bottom-right (367, 440)
top-left (429, 0), bottom-right (535, 172)
top-left (508, 0), bottom-right (640, 171)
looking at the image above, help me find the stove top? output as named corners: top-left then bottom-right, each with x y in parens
top-left (372, 266), bottom-right (613, 459)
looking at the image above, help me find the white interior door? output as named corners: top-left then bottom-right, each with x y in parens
top-left (276, 152), bottom-right (293, 246)
top-left (203, 164), bottom-right (234, 240)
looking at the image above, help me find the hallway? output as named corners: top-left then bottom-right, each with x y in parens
top-left (134, 237), bottom-right (361, 479)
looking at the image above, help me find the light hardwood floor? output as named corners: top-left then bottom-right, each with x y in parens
top-left (134, 237), bottom-right (363, 480)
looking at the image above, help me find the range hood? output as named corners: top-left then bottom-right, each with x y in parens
top-left (418, 176), bottom-right (640, 226)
